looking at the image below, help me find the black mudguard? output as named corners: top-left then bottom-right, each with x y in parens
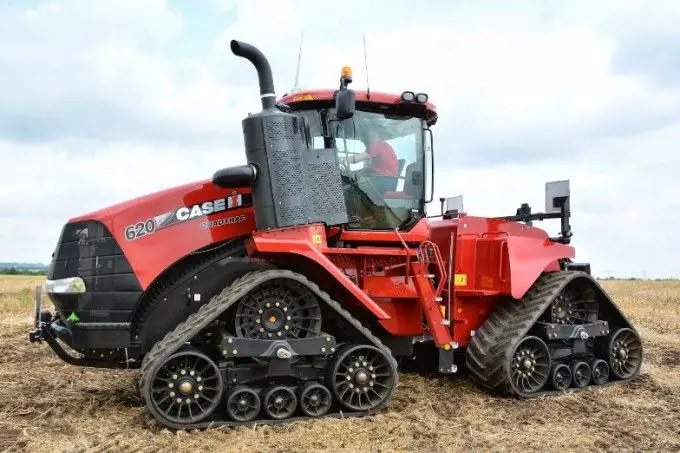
top-left (131, 240), bottom-right (273, 354)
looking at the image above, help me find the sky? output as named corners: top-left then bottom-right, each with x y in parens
top-left (1, 0), bottom-right (679, 278)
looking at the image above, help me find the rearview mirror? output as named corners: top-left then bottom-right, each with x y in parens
top-left (446, 196), bottom-right (464, 213)
top-left (545, 180), bottom-right (570, 213)
top-left (335, 89), bottom-right (355, 120)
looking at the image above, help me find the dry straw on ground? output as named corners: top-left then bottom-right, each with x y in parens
top-left (0, 275), bottom-right (678, 452)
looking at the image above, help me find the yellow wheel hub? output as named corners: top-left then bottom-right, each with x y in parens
top-left (178, 381), bottom-right (193, 395)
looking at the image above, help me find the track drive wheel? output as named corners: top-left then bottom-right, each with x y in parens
top-left (607, 328), bottom-right (643, 379)
top-left (549, 284), bottom-right (598, 325)
top-left (550, 363), bottom-right (572, 391)
top-left (234, 279), bottom-right (322, 340)
top-left (509, 336), bottom-right (551, 396)
top-left (263, 386), bottom-right (297, 420)
top-left (146, 349), bottom-right (223, 425)
top-left (329, 344), bottom-right (396, 412)
top-left (226, 386), bottom-right (261, 422)
top-left (299, 382), bottom-right (332, 417)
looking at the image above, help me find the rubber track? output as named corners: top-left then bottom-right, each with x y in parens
top-left (138, 269), bottom-right (399, 429)
top-left (465, 271), bottom-right (638, 396)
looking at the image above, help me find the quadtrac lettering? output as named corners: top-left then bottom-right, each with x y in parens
top-left (124, 192), bottom-right (251, 241)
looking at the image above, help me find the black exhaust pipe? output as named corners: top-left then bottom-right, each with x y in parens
top-left (230, 40), bottom-right (276, 110)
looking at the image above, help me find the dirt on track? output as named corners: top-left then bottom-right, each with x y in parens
top-left (1, 276), bottom-right (678, 452)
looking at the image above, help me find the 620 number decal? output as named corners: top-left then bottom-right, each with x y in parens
top-left (125, 220), bottom-right (155, 241)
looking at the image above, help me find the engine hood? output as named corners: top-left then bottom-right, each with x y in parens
top-left (66, 179), bottom-right (255, 289)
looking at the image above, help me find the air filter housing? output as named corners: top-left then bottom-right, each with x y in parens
top-left (230, 39), bottom-right (347, 230)
top-left (242, 109), bottom-right (347, 230)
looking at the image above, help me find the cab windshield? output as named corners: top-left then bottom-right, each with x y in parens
top-left (297, 108), bottom-right (426, 230)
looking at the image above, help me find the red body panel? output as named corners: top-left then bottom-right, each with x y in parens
top-left (70, 180), bottom-right (255, 289)
top-left (339, 219), bottom-right (431, 243)
top-left (279, 89), bottom-right (438, 125)
top-left (247, 222), bottom-right (453, 347)
top-left (246, 224), bottom-right (391, 320)
top-left (67, 177), bottom-right (574, 349)
top-left (279, 89), bottom-right (437, 113)
top-left (429, 215), bottom-right (574, 346)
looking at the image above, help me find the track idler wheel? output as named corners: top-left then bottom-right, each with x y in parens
top-left (550, 363), bottom-right (572, 391)
top-left (607, 328), bottom-right (643, 379)
top-left (509, 336), bottom-right (551, 395)
top-left (329, 344), bottom-right (396, 412)
top-left (299, 382), bottom-right (332, 417)
top-left (570, 360), bottom-right (591, 388)
top-left (226, 386), bottom-right (261, 422)
top-left (146, 349), bottom-right (223, 425)
top-left (263, 386), bottom-right (298, 420)
top-left (590, 359), bottom-right (610, 385)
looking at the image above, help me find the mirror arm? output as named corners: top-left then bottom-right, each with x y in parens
top-left (556, 198), bottom-right (572, 244)
top-left (320, 109), bottom-right (335, 149)
top-left (499, 199), bottom-right (572, 244)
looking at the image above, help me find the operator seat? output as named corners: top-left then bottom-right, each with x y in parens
top-left (372, 159), bottom-right (406, 193)
top-left (402, 163), bottom-right (420, 198)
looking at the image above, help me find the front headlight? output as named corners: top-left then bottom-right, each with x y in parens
top-left (45, 277), bottom-right (87, 294)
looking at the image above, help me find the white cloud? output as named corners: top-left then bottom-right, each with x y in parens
top-left (1, 0), bottom-right (679, 278)
top-left (0, 0), bottom-right (245, 145)
top-left (0, 138), bottom-right (245, 262)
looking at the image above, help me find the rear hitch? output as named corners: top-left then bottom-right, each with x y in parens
top-left (28, 328), bottom-right (44, 343)
top-left (29, 285), bottom-right (51, 343)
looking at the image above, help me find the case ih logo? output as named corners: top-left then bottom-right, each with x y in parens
top-left (124, 193), bottom-right (252, 241)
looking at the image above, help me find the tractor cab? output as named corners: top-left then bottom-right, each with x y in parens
top-left (279, 75), bottom-right (437, 232)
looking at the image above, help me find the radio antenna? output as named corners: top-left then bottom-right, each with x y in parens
top-left (363, 34), bottom-right (371, 99)
top-left (292, 30), bottom-right (305, 92)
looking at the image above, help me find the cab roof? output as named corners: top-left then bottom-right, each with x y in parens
top-left (279, 89), bottom-right (438, 125)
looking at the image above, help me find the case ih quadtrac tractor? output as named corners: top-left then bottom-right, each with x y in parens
top-left (30, 40), bottom-right (642, 428)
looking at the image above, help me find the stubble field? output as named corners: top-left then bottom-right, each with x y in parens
top-left (0, 275), bottom-right (678, 452)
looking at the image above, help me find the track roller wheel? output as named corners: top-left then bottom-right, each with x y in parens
top-left (263, 386), bottom-right (297, 420)
top-left (329, 344), bottom-right (396, 412)
top-left (226, 386), bottom-right (261, 422)
top-left (550, 363), bottom-right (572, 391)
top-left (570, 361), bottom-right (591, 388)
top-left (607, 328), bottom-right (643, 379)
top-left (298, 382), bottom-right (332, 417)
top-left (590, 359), bottom-right (610, 385)
top-left (509, 336), bottom-right (550, 395)
top-left (146, 349), bottom-right (223, 425)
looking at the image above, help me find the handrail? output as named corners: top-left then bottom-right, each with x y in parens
top-left (394, 227), bottom-right (411, 279)
top-left (418, 240), bottom-right (448, 300)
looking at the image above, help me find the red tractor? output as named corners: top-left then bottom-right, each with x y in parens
top-left (30, 40), bottom-right (642, 428)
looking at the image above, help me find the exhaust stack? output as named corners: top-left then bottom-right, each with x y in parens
top-left (230, 40), bottom-right (276, 110)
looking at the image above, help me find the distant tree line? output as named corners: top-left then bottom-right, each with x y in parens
top-left (0, 267), bottom-right (46, 276)
top-left (597, 276), bottom-right (678, 281)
